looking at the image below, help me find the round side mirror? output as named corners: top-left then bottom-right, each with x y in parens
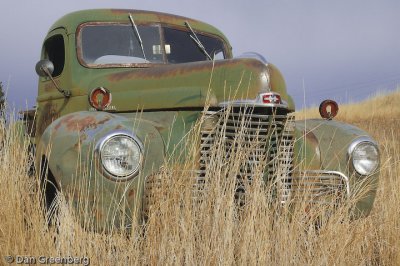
top-left (35, 59), bottom-right (54, 77)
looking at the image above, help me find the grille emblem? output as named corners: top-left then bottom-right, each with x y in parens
top-left (262, 92), bottom-right (281, 104)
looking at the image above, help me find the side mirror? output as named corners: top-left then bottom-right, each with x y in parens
top-left (35, 59), bottom-right (54, 77)
top-left (34, 59), bottom-right (71, 98)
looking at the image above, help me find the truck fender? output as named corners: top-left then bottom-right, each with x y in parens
top-left (295, 118), bottom-right (379, 217)
top-left (35, 111), bottom-right (165, 229)
top-left (295, 119), bottom-right (376, 172)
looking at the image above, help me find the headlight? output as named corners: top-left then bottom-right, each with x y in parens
top-left (348, 137), bottom-right (379, 176)
top-left (96, 132), bottom-right (143, 181)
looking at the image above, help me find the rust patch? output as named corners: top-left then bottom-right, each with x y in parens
top-left (54, 113), bottom-right (77, 131)
top-left (109, 9), bottom-right (199, 25)
top-left (53, 113), bottom-right (114, 133)
top-left (128, 189), bottom-right (135, 198)
top-left (37, 102), bottom-right (59, 136)
top-left (44, 83), bottom-right (54, 92)
top-left (107, 61), bottom-right (211, 82)
top-left (110, 9), bottom-right (134, 15)
top-left (64, 115), bottom-right (112, 132)
top-left (304, 130), bottom-right (321, 160)
top-left (108, 59), bottom-right (262, 83)
top-left (304, 130), bottom-right (319, 146)
top-left (73, 133), bottom-right (89, 149)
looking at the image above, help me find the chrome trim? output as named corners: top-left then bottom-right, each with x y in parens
top-left (94, 130), bottom-right (144, 182)
top-left (347, 136), bottom-right (380, 176)
top-left (219, 92), bottom-right (289, 108)
top-left (347, 136), bottom-right (378, 155)
top-left (219, 101), bottom-right (288, 108)
top-left (301, 170), bottom-right (350, 196)
top-left (275, 114), bottom-right (295, 203)
top-left (283, 170), bottom-right (350, 203)
top-left (198, 106), bottom-right (293, 203)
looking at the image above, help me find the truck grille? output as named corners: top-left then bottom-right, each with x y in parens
top-left (143, 107), bottom-right (349, 213)
top-left (198, 106), bottom-right (294, 202)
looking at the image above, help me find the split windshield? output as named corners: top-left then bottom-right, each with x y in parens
top-left (80, 24), bottom-right (226, 66)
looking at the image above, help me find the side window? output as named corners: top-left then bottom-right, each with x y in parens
top-left (43, 34), bottom-right (65, 77)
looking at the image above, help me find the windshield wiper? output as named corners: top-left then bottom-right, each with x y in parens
top-left (128, 13), bottom-right (147, 60)
top-left (184, 21), bottom-right (212, 60)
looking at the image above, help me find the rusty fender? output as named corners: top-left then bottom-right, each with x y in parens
top-left (295, 119), bottom-right (379, 217)
top-left (36, 111), bottom-right (165, 229)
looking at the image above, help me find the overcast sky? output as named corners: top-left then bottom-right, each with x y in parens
top-left (1, 0), bottom-right (399, 110)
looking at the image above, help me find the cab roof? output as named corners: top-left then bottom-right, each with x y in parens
top-left (49, 9), bottom-right (231, 49)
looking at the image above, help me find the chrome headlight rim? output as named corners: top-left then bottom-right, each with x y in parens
top-left (348, 136), bottom-right (380, 176)
top-left (95, 130), bottom-right (143, 182)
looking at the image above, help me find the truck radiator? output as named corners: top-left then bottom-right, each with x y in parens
top-left (199, 106), bottom-right (295, 202)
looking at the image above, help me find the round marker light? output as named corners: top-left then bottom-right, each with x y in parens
top-left (89, 87), bottom-right (112, 110)
top-left (319, 100), bottom-right (339, 120)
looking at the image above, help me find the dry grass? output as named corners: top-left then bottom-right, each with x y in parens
top-left (296, 89), bottom-right (400, 125)
top-left (0, 91), bottom-right (399, 265)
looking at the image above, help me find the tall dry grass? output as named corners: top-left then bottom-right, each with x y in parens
top-left (0, 91), bottom-right (399, 265)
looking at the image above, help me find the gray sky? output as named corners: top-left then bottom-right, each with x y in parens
top-left (1, 0), bottom-right (399, 110)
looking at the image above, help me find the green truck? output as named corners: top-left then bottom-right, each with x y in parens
top-left (25, 9), bottom-right (380, 230)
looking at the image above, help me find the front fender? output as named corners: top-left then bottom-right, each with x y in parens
top-left (295, 119), bottom-right (379, 217)
top-left (36, 111), bottom-right (165, 230)
top-left (295, 119), bottom-right (374, 172)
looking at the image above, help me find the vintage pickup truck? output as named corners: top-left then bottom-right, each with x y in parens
top-left (24, 9), bottom-right (380, 230)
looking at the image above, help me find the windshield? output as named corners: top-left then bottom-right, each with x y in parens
top-left (79, 24), bottom-right (226, 66)
top-left (164, 27), bottom-right (225, 63)
top-left (81, 24), bottom-right (162, 64)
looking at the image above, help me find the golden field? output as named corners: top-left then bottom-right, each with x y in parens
top-left (0, 90), bottom-right (399, 265)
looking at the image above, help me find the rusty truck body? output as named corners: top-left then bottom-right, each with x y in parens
top-left (24, 9), bottom-right (380, 230)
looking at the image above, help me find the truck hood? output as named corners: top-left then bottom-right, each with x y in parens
top-left (86, 58), bottom-right (294, 112)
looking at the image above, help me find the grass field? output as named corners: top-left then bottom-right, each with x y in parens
top-left (0, 90), bottom-right (399, 265)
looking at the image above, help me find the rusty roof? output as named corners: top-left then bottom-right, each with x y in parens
top-left (48, 9), bottom-right (230, 47)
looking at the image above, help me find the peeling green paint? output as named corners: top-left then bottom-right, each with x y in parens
top-left (28, 9), bottom-right (379, 230)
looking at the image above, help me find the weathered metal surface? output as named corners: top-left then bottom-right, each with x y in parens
top-left (35, 8), bottom-right (294, 143)
top-left (295, 119), bottom-right (379, 217)
top-left (36, 111), bottom-right (165, 229)
top-left (48, 9), bottom-right (231, 52)
top-left (292, 128), bottom-right (322, 171)
top-left (30, 9), bottom-right (380, 229)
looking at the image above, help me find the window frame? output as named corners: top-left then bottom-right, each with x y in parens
top-left (41, 32), bottom-right (66, 78)
top-left (76, 21), bottom-right (229, 69)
